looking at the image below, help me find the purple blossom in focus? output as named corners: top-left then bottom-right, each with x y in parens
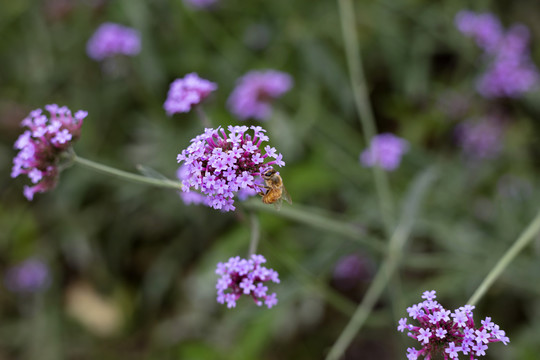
top-left (4, 258), bottom-right (50, 294)
top-left (227, 70), bottom-right (293, 121)
top-left (176, 126), bottom-right (284, 211)
top-left (215, 254), bottom-right (280, 309)
top-left (360, 133), bottom-right (409, 171)
top-left (11, 104), bottom-right (87, 200)
top-left (455, 11), bottom-right (539, 98)
top-left (164, 73), bottom-right (218, 115)
top-left (87, 23), bottom-right (141, 61)
top-left (398, 290), bottom-right (509, 359)
top-left (455, 117), bottom-right (503, 159)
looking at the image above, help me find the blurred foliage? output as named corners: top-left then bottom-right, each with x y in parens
top-left (1, 0), bottom-right (540, 359)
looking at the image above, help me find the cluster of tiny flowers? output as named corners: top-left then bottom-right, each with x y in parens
top-left (176, 125), bottom-right (284, 211)
top-left (455, 117), bottom-right (503, 160)
top-left (227, 70), bottom-right (293, 121)
top-left (86, 22), bottom-right (141, 61)
top-left (360, 133), bottom-right (409, 171)
top-left (164, 73), bottom-right (218, 115)
top-left (455, 11), bottom-right (539, 98)
top-left (398, 290), bottom-right (509, 360)
top-left (4, 258), bottom-right (50, 294)
top-left (11, 105), bottom-right (87, 200)
top-left (215, 254), bottom-right (279, 309)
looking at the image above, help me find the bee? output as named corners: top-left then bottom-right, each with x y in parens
top-left (259, 167), bottom-right (292, 210)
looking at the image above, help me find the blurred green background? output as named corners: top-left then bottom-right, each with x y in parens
top-left (2, 0), bottom-right (540, 359)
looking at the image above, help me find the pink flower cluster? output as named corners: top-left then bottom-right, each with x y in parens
top-left (360, 133), bottom-right (409, 171)
top-left (398, 290), bottom-right (509, 360)
top-left (176, 125), bottom-right (284, 211)
top-left (216, 254), bottom-right (279, 309)
top-left (164, 73), bottom-right (218, 115)
top-left (86, 22), bottom-right (141, 61)
top-left (455, 11), bottom-right (539, 98)
top-left (11, 104), bottom-right (87, 200)
top-left (227, 70), bottom-right (293, 121)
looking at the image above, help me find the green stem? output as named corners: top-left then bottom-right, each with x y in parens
top-left (248, 211), bottom-right (260, 256)
top-left (72, 155), bottom-right (182, 190)
top-left (195, 106), bottom-right (212, 128)
top-left (325, 169), bottom-right (436, 360)
top-left (467, 208), bottom-right (540, 306)
top-left (337, 0), bottom-right (395, 236)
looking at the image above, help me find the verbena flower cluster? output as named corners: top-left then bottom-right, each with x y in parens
top-left (215, 254), bottom-right (279, 309)
top-left (164, 73), bottom-right (218, 115)
top-left (360, 133), bottom-right (409, 171)
top-left (398, 290), bottom-right (509, 359)
top-left (455, 11), bottom-right (539, 98)
top-left (11, 105), bottom-right (87, 200)
top-left (4, 258), bottom-right (50, 294)
top-left (176, 125), bottom-right (284, 211)
top-left (87, 22), bottom-right (141, 61)
top-left (227, 70), bottom-right (293, 121)
top-left (455, 117), bottom-right (503, 160)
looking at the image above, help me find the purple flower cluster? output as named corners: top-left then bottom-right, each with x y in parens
top-left (176, 126), bottom-right (284, 211)
top-left (360, 133), bottom-right (409, 171)
top-left (398, 290), bottom-right (509, 359)
top-left (455, 11), bottom-right (539, 98)
top-left (164, 73), bottom-right (218, 115)
top-left (455, 117), bottom-right (503, 160)
top-left (215, 254), bottom-right (279, 309)
top-left (87, 22), bottom-right (141, 61)
top-left (4, 258), bottom-right (50, 294)
top-left (11, 104), bottom-right (87, 200)
top-left (227, 70), bottom-right (293, 121)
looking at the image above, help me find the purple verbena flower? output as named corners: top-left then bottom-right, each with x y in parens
top-left (227, 70), bottom-right (293, 121)
top-left (87, 22), bottom-right (141, 61)
top-left (455, 117), bottom-right (503, 160)
top-left (332, 253), bottom-right (372, 290)
top-left (164, 73), bottom-right (218, 115)
top-left (4, 258), bottom-right (50, 294)
top-left (215, 254), bottom-right (279, 309)
top-left (455, 11), bottom-right (539, 98)
top-left (397, 290), bottom-right (509, 359)
top-left (176, 125), bottom-right (284, 211)
top-left (11, 105), bottom-right (87, 200)
top-left (360, 133), bottom-right (409, 171)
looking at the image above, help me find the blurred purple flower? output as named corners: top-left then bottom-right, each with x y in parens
top-left (360, 133), bottom-right (409, 171)
top-left (333, 254), bottom-right (371, 291)
top-left (455, 117), bottom-right (503, 159)
top-left (177, 125), bottom-right (284, 211)
top-left (227, 70), bottom-right (293, 121)
top-left (183, 0), bottom-right (218, 9)
top-left (11, 104), bottom-right (87, 200)
top-left (87, 23), bottom-right (141, 61)
top-left (455, 11), bottom-right (539, 98)
top-left (164, 73), bottom-right (218, 115)
top-left (215, 254), bottom-right (280, 309)
top-left (398, 290), bottom-right (509, 359)
top-left (4, 258), bottom-right (50, 294)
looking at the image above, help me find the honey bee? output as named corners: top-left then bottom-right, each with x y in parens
top-left (259, 168), bottom-right (292, 210)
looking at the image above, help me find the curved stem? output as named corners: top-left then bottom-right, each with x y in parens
top-left (337, 0), bottom-right (395, 236)
top-left (467, 208), bottom-right (540, 306)
top-left (248, 211), bottom-right (261, 256)
top-left (72, 155), bottom-right (182, 190)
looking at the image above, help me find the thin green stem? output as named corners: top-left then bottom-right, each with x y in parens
top-left (337, 0), bottom-right (395, 236)
top-left (467, 208), bottom-right (540, 306)
top-left (195, 106), bottom-right (212, 128)
top-left (325, 169), bottom-right (436, 360)
top-left (248, 211), bottom-right (260, 256)
top-left (72, 155), bottom-right (182, 190)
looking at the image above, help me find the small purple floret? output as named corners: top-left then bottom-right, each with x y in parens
top-left (87, 22), bottom-right (141, 61)
top-left (164, 73), bottom-right (218, 115)
top-left (4, 258), bottom-right (50, 294)
top-left (360, 133), bottom-right (409, 171)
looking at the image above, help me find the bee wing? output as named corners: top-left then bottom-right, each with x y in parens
top-left (281, 184), bottom-right (292, 205)
top-left (273, 197), bottom-right (283, 211)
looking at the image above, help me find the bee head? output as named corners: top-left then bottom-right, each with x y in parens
top-left (262, 168), bottom-right (276, 179)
